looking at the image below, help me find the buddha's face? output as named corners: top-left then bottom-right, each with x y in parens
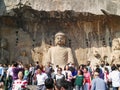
top-left (55, 35), bottom-right (65, 46)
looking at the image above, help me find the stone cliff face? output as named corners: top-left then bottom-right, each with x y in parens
top-left (0, 0), bottom-right (120, 15)
top-left (0, 0), bottom-right (120, 65)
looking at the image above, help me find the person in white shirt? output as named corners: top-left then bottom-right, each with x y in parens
top-left (105, 63), bottom-right (111, 73)
top-left (7, 64), bottom-right (13, 78)
top-left (54, 65), bottom-right (59, 74)
top-left (54, 67), bottom-right (65, 83)
top-left (63, 65), bottom-right (73, 90)
top-left (108, 65), bottom-right (120, 90)
top-left (36, 68), bottom-right (48, 90)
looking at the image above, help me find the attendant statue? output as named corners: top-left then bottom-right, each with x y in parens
top-left (47, 32), bottom-right (74, 69)
top-left (31, 43), bottom-right (50, 65)
top-left (111, 38), bottom-right (120, 65)
top-left (88, 50), bottom-right (101, 69)
top-left (112, 38), bottom-right (120, 51)
top-left (31, 47), bottom-right (43, 63)
top-left (0, 38), bottom-right (9, 64)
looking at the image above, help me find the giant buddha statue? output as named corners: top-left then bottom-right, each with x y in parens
top-left (47, 32), bottom-right (74, 69)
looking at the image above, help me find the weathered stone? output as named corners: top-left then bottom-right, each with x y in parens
top-left (111, 37), bottom-right (120, 64)
top-left (0, 0), bottom-right (6, 16)
top-left (1, 0), bottom-right (120, 15)
top-left (0, 3), bottom-right (120, 66)
top-left (47, 32), bottom-right (74, 68)
top-left (17, 50), bottom-right (30, 64)
top-left (0, 38), bottom-right (9, 64)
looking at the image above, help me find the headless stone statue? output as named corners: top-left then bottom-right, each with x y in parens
top-left (47, 32), bottom-right (74, 69)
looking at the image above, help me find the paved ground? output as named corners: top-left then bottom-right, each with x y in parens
top-left (27, 85), bottom-right (37, 90)
top-left (27, 85), bottom-right (112, 90)
top-left (0, 85), bottom-right (112, 90)
top-left (0, 85), bottom-right (37, 90)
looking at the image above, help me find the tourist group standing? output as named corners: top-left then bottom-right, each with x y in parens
top-left (0, 60), bottom-right (119, 90)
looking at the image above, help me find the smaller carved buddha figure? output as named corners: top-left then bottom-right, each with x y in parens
top-left (17, 50), bottom-right (29, 64)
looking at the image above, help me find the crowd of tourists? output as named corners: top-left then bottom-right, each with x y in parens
top-left (0, 61), bottom-right (120, 90)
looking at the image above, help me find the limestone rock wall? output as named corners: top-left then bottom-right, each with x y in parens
top-left (0, 6), bottom-right (120, 65)
top-left (0, 27), bottom-right (33, 64)
top-left (0, 0), bottom-right (6, 15)
top-left (0, 0), bottom-right (120, 15)
top-left (0, 0), bottom-right (120, 65)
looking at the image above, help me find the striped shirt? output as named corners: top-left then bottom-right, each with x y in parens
top-left (12, 79), bottom-right (28, 90)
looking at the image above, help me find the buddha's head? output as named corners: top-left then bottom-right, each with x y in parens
top-left (55, 32), bottom-right (66, 46)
